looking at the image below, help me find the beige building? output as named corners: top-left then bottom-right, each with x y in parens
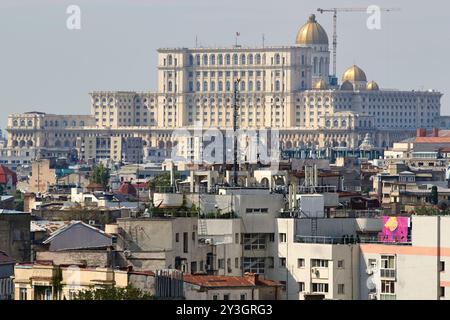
top-left (27, 159), bottom-right (56, 194)
top-left (359, 215), bottom-right (450, 300)
top-left (14, 263), bottom-right (129, 300)
top-left (4, 14), bottom-right (444, 164)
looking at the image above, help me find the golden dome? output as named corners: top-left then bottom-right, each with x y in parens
top-left (313, 79), bottom-right (328, 90)
top-left (367, 81), bottom-right (379, 91)
top-left (296, 14), bottom-right (329, 45)
top-left (340, 80), bottom-right (354, 91)
top-left (342, 65), bottom-right (367, 83)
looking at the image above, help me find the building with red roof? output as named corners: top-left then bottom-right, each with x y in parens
top-left (0, 165), bottom-right (17, 194)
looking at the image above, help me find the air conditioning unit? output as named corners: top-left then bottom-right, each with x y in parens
top-left (368, 293), bottom-right (377, 300)
top-left (311, 268), bottom-right (319, 276)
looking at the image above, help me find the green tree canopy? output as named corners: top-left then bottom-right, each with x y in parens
top-left (91, 163), bottom-right (110, 189)
top-left (74, 285), bottom-right (153, 300)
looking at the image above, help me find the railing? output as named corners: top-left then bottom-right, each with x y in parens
top-left (379, 294), bottom-right (396, 300)
top-left (295, 235), bottom-right (412, 245)
top-left (380, 269), bottom-right (396, 279)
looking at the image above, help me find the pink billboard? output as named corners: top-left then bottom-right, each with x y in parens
top-left (379, 216), bottom-right (409, 243)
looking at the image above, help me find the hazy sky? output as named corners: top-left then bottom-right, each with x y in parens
top-left (1, 0), bottom-right (449, 130)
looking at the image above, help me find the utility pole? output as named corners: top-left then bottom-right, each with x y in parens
top-left (233, 79), bottom-right (241, 187)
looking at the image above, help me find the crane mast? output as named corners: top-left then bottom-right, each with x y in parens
top-left (317, 7), bottom-right (400, 77)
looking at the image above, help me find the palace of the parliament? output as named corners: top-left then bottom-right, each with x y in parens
top-left (3, 14), bottom-right (447, 165)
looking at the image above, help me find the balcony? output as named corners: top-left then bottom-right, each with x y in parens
top-left (380, 268), bottom-right (396, 279)
top-left (379, 294), bottom-right (396, 300)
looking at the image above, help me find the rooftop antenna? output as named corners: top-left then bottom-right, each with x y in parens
top-left (195, 35), bottom-right (198, 48)
top-left (233, 78), bottom-right (241, 187)
top-left (262, 34), bottom-right (265, 48)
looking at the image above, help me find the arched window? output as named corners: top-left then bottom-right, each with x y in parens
top-left (275, 80), bottom-right (280, 91)
top-left (202, 54), bottom-right (208, 65)
top-left (210, 81), bottom-right (216, 91)
top-left (203, 81), bottom-right (208, 91)
top-left (168, 55), bottom-right (173, 65)
top-left (13, 120), bottom-right (18, 126)
top-left (218, 81), bottom-right (223, 91)
top-left (225, 54), bottom-right (231, 65)
top-left (255, 54), bottom-right (261, 64)
top-left (72, 120), bottom-right (76, 126)
top-left (334, 120), bottom-right (339, 127)
top-left (248, 81), bottom-right (253, 91)
top-left (20, 120), bottom-right (25, 126)
top-left (80, 121), bottom-right (84, 127)
top-left (210, 55), bottom-right (215, 65)
top-left (189, 54), bottom-right (194, 65)
top-left (196, 54), bottom-right (201, 65)
top-left (240, 54), bottom-right (246, 65)
top-left (233, 54), bottom-right (238, 65)
top-left (196, 81), bottom-right (201, 91)
top-left (275, 53), bottom-right (281, 64)
top-left (226, 81), bottom-right (231, 92)
top-left (168, 81), bottom-right (173, 92)
top-left (240, 81), bottom-right (246, 91)
top-left (218, 54), bottom-right (223, 65)
top-left (256, 81), bottom-right (261, 91)
top-left (248, 54), bottom-right (253, 65)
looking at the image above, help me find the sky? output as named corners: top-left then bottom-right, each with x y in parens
top-left (0, 0), bottom-right (449, 130)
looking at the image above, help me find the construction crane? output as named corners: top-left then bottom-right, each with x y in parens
top-left (317, 7), bottom-right (400, 77)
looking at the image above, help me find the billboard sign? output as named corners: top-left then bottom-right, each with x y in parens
top-left (379, 216), bottom-right (409, 243)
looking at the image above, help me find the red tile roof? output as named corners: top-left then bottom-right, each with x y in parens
top-left (0, 251), bottom-right (14, 265)
top-left (0, 165), bottom-right (17, 185)
top-left (415, 137), bottom-right (450, 143)
top-left (183, 274), bottom-right (279, 288)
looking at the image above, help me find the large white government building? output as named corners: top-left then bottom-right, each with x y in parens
top-left (5, 14), bottom-right (444, 165)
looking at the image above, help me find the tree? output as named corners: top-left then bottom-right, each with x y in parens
top-left (91, 163), bottom-right (110, 189)
top-left (14, 190), bottom-right (24, 212)
top-left (148, 172), bottom-right (180, 192)
top-left (74, 285), bottom-right (154, 300)
top-left (430, 185), bottom-right (438, 205)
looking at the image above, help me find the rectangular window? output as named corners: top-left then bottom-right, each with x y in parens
top-left (224, 294), bottom-right (230, 300)
top-left (218, 259), bottom-right (225, 269)
top-left (299, 282), bottom-right (305, 292)
top-left (297, 258), bottom-right (305, 268)
top-left (19, 288), bottom-right (27, 300)
top-left (440, 261), bottom-right (445, 272)
top-left (311, 259), bottom-right (329, 268)
top-left (235, 257), bottom-right (239, 269)
top-left (243, 234), bottom-right (266, 250)
top-left (280, 258), bottom-right (286, 267)
top-left (240, 294), bottom-right (246, 300)
top-left (440, 287), bottom-right (445, 298)
top-left (183, 232), bottom-right (188, 253)
top-left (338, 284), bottom-right (345, 295)
top-left (243, 257), bottom-right (265, 274)
top-left (312, 283), bottom-right (329, 293)
top-left (279, 233), bottom-right (287, 243)
top-left (338, 260), bottom-right (344, 268)
top-left (175, 233), bottom-right (179, 242)
top-left (235, 233), bottom-right (240, 244)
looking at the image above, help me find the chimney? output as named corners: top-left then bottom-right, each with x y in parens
top-left (416, 128), bottom-right (426, 137)
top-left (432, 128), bottom-right (439, 137)
top-left (244, 272), bottom-right (258, 285)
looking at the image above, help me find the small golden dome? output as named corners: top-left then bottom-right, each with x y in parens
top-left (340, 80), bottom-right (354, 91)
top-left (313, 79), bottom-right (328, 90)
top-left (296, 14), bottom-right (329, 45)
top-left (342, 65), bottom-right (367, 83)
top-left (367, 81), bottom-right (379, 91)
